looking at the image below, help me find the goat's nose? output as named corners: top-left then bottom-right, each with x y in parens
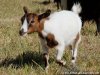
top-left (19, 29), bottom-right (24, 36)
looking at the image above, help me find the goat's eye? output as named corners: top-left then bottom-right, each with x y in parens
top-left (31, 21), bottom-right (34, 23)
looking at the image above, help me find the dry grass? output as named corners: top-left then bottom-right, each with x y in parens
top-left (0, 0), bottom-right (100, 75)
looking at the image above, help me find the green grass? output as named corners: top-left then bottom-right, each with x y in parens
top-left (0, 0), bottom-right (100, 75)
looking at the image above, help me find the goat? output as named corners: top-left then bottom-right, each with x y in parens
top-left (19, 3), bottom-right (82, 70)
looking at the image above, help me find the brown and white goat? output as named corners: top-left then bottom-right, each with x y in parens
top-left (19, 4), bottom-right (82, 70)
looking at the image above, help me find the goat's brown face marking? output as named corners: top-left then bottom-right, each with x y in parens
top-left (19, 6), bottom-right (39, 36)
top-left (19, 7), bottom-right (51, 36)
top-left (46, 33), bottom-right (58, 48)
top-left (19, 12), bottom-right (39, 36)
top-left (27, 14), bottom-right (39, 33)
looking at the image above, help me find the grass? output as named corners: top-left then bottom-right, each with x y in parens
top-left (0, 0), bottom-right (100, 75)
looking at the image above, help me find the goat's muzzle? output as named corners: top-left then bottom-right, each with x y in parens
top-left (19, 29), bottom-right (27, 36)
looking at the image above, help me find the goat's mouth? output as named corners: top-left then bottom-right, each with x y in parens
top-left (19, 30), bottom-right (27, 36)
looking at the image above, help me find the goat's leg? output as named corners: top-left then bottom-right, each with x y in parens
top-left (39, 38), bottom-right (49, 70)
top-left (56, 44), bottom-right (66, 66)
top-left (43, 53), bottom-right (49, 70)
top-left (71, 33), bottom-right (81, 65)
top-left (95, 18), bottom-right (100, 36)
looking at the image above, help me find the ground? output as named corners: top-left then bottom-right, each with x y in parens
top-left (0, 0), bottom-right (100, 75)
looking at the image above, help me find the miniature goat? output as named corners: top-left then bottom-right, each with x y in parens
top-left (19, 4), bottom-right (82, 70)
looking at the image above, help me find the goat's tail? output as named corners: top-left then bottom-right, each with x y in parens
top-left (71, 3), bottom-right (82, 14)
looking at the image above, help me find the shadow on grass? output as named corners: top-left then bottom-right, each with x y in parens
top-left (0, 51), bottom-right (50, 69)
top-left (0, 50), bottom-right (80, 72)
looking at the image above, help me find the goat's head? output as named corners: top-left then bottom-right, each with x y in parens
top-left (19, 6), bottom-right (51, 36)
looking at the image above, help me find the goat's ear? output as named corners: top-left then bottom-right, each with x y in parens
top-left (23, 6), bottom-right (29, 14)
top-left (38, 9), bottom-right (51, 21)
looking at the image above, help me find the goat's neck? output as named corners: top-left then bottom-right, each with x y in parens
top-left (37, 19), bottom-right (46, 39)
top-left (37, 19), bottom-right (46, 32)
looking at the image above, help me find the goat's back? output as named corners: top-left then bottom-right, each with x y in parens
top-left (42, 10), bottom-right (82, 45)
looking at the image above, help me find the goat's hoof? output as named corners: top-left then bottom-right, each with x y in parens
top-left (71, 60), bottom-right (76, 67)
top-left (45, 65), bottom-right (49, 70)
top-left (71, 59), bottom-right (75, 63)
top-left (45, 65), bottom-right (49, 73)
top-left (57, 60), bottom-right (66, 66)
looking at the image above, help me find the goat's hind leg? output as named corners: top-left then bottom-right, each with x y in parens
top-left (71, 33), bottom-right (81, 65)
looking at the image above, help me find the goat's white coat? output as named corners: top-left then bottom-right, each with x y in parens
top-left (42, 10), bottom-right (82, 46)
top-left (41, 5), bottom-right (82, 64)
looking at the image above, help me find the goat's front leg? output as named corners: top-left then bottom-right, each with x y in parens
top-left (56, 44), bottom-right (66, 66)
top-left (43, 52), bottom-right (49, 70)
top-left (39, 38), bottom-right (49, 70)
